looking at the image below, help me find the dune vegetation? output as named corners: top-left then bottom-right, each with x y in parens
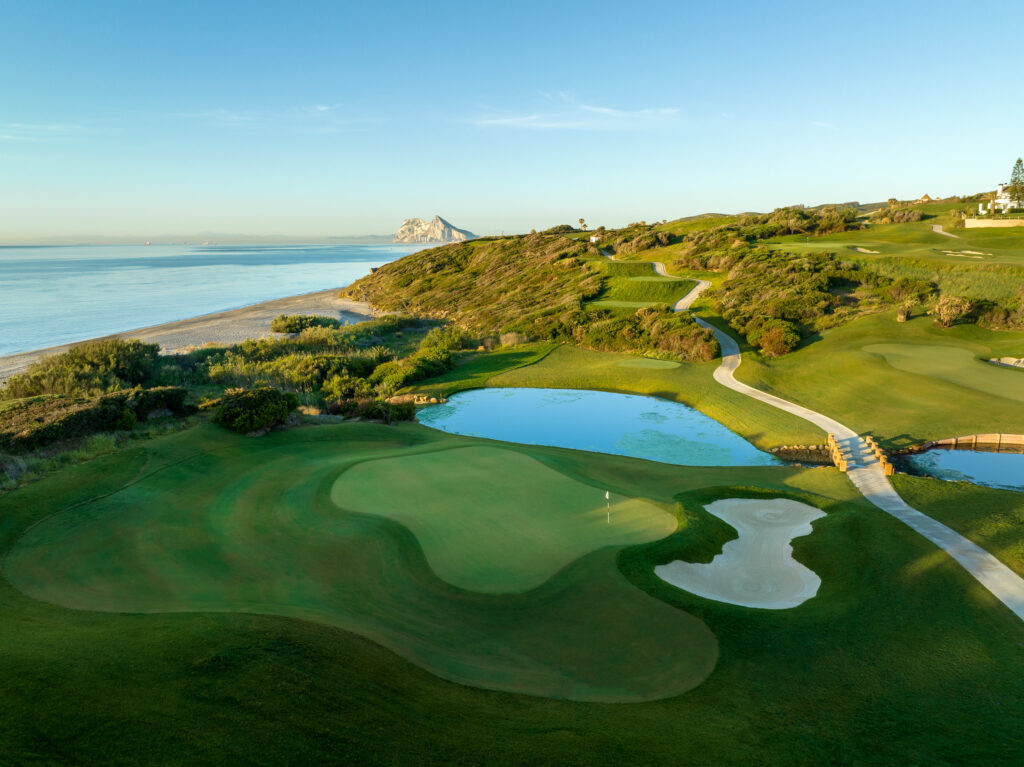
top-left (342, 233), bottom-right (719, 362)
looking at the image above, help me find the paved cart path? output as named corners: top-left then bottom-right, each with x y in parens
top-left (604, 249), bottom-right (1024, 621)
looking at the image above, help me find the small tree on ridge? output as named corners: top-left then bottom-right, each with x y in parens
top-left (1008, 157), bottom-right (1024, 210)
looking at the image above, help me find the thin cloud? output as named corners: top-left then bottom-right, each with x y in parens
top-left (173, 104), bottom-right (343, 124)
top-left (475, 96), bottom-right (679, 131)
top-left (0, 122), bottom-right (82, 141)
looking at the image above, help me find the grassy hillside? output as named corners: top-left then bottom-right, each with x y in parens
top-left (344, 233), bottom-right (605, 331)
top-left (1, 422), bottom-right (1022, 765)
top-left (343, 233), bottom-right (719, 362)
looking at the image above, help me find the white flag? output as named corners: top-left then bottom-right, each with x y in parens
top-left (605, 490), bottom-right (610, 500)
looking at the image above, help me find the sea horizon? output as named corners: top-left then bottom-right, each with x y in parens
top-left (0, 242), bottom-right (421, 358)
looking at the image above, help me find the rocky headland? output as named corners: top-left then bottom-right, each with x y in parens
top-left (394, 215), bottom-right (476, 244)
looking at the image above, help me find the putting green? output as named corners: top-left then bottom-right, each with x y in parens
top-left (331, 446), bottom-right (676, 593)
top-left (3, 424), bottom-right (717, 702)
top-left (863, 343), bottom-right (1024, 404)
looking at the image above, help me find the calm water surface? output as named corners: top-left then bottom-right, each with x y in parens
top-left (0, 243), bottom-right (421, 357)
top-left (906, 450), bottom-right (1024, 493)
top-left (417, 387), bottom-right (780, 467)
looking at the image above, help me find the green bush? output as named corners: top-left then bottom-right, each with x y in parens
top-left (1, 386), bottom-right (190, 452)
top-left (746, 319), bottom-right (800, 357)
top-left (270, 314), bottom-right (342, 333)
top-left (339, 398), bottom-right (415, 423)
top-left (212, 387), bottom-right (299, 434)
top-left (3, 339), bottom-right (161, 399)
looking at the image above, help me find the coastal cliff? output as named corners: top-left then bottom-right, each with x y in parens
top-left (393, 215), bottom-right (476, 244)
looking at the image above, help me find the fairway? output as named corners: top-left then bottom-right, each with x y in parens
top-left (734, 313), bottom-right (1024, 446)
top-left (863, 343), bottom-right (1024, 403)
top-left (332, 446), bottom-right (675, 593)
top-left (3, 423), bottom-right (717, 702)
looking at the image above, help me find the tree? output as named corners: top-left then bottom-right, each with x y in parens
top-left (1008, 158), bottom-right (1024, 210)
top-left (578, 218), bottom-right (587, 231)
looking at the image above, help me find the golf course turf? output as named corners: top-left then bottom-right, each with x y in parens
top-left (1, 422), bottom-right (1023, 764)
top-left (331, 446), bottom-right (676, 593)
top-left (5, 423), bottom-right (717, 703)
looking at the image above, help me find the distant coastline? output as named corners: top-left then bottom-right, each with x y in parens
top-left (0, 241), bottom-right (419, 362)
top-left (0, 234), bottom-right (395, 247)
top-left (0, 288), bottom-right (375, 382)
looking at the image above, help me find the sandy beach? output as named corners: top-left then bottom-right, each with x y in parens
top-left (0, 288), bottom-right (374, 382)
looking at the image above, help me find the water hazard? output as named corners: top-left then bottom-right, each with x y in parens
top-left (906, 449), bottom-right (1024, 493)
top-left (416, 387), bottom-right (780, 467)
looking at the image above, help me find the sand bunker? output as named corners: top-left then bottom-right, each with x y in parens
top-left (852, 247), bottom-right (879, 254)
top-left (990, 357), bottom-right (1024, 369)
top-left (941, 250), bottom-right (986, 259)
top-left (655, 498), bottom-right (825, 609)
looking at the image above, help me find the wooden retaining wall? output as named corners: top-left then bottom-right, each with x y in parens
top-left (964, 218), bottom-right (1024, 228)
top-left (919, 433), bottom-right (1024, 454)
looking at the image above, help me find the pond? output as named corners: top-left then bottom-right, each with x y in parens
top-left (416, 387), bottom-right (780, 467)
top-left (905, 449), bottom-right (1024, 493)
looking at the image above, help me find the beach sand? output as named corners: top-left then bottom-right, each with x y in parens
top-left (0, 288), bottom-right (374, 382)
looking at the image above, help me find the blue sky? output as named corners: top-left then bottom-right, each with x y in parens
top-left (2, 0), bottom-right (1023, 240)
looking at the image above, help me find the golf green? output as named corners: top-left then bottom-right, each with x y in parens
top-left (863, 343), bottom-right (1024, 403)
top-left (331, 446), bottom-right (676, 593)
top-left (3, 424), bottom-right (717, 702)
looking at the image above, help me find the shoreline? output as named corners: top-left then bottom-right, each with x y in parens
top-left (0, 288), bottom-right (375, 382)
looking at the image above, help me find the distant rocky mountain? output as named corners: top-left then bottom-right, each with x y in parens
top-left (393, 216), bottom-right (476, 244)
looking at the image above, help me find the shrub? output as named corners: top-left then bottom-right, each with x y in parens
top-left (270, 314), bottom-right (341, 333)
top-left (339, 398), bottom-right (416, 423)
top-left (872, 207), bottom-right (923, 224)
top-left (0, 386), bottom-right (190, 452)
top-left (933, 295), bottom-right (976, 328)
top-left (3, 339), bottom-right (161, 399)
top-left (322, 374), bottom-right (373, 402)
top-left (747, 319), bottom-right (800, 357)
top-left (212, 387), bottom-right (299, 434)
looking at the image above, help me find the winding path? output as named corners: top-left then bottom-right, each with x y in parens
top-left (932, 224), bottom-right (961, 239)
top-left (608, 250), bottom-right (1024, 621)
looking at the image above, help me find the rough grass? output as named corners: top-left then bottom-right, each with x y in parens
top-left (734, 311), bottom-right (1024, 448)
top-left (1, 424), bottom-right (1022, 764)
top-left (402, 342), bottom-right (558, 397)
top-left (892, 474), bottom-right (1024, 576)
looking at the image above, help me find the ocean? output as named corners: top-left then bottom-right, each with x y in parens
top-left (0, 243), bottom-right (421, 357)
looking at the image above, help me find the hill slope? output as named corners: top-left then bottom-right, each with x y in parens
top-left (343, 232), bottom-right (719, 361)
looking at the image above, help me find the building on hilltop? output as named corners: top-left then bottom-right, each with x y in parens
top-left (977, 183), bottom-right (1024, 215)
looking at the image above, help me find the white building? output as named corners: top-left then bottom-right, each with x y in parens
top-left (978, 183), bottom-right (1024, 215)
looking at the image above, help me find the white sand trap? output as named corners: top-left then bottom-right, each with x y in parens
top-left (852, 246), bottom-right (879, 254)
top-left (655, 498), bottom-right (825, 609)
top-left (941, 250), bottom-right (985, 259)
